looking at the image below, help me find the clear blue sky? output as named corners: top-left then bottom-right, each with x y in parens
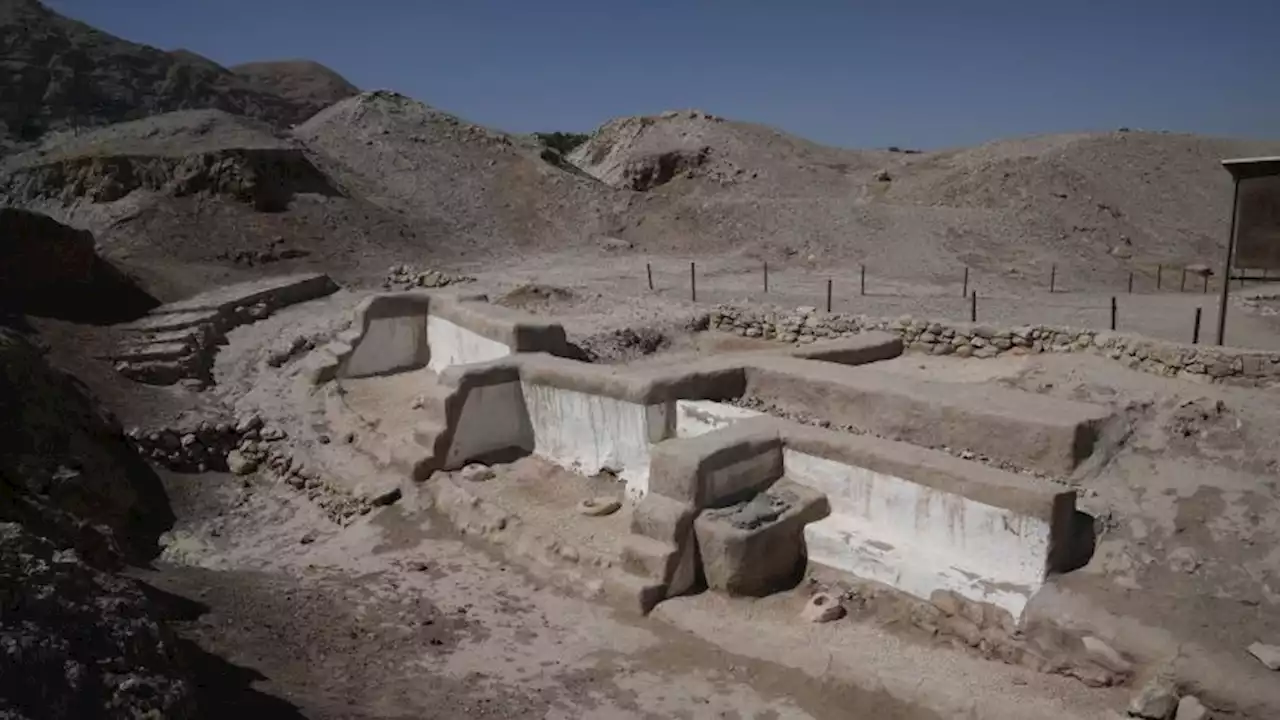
top-left (46, 0), bottom-right (1279, 149)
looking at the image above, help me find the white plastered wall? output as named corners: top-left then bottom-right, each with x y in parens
top-left (445, 382), bottom-right (534, 468)
top-left (675, 400), bottom-right (764, 438)
top-left (426, 315), bottom-right (512, 373)
top-left (784, 450), bottom-right (1051, 619)
top-left (343, 315), bottom-right (428, 378)
top-left (521, 383), bottom-right (669, 499)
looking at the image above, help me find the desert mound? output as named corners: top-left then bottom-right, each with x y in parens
top-left (295, 90), bottom-right (625, 258)
top-left (573, 111), bottom-right (1280, 287)
top-left (0, 109), bottom-right (441, 298)
top-left (230, 59), bottom-right (360, 120)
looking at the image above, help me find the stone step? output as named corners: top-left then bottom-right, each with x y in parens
top-left (601, 568), bottom-right (668, 616)
top-left (621, 534), bottom-right (679, 581)
top-left (630, 494), bottom-right (696, 545)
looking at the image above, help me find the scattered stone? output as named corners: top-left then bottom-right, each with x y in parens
top-left (1247, 641), bottom-right (1280, 670)
top-left (599, 237), bottom-right (633, 252)
top-left (344, 432), bottom-right (357, 444)
top-left (1167, 546), bottom-right (1201, 573)
top-left (458, 464), bottom-right (494, 483)
top-left (578, 497), bottom-right (621, 517)
top-left (801, 592), bottom-right (846, 623)
top-left (1127, 678), bottom-right (1178, 719)
top-left (873, 169), bottom-right (891, 182)
top-left (370, 487), bottom-right (402, 507)
top-left (1082, 636), bottom-right (1131, 674)
top-left (260, 426), bottom-right (286, 441)
top-left (1174, 696), bottom-right (1208, 720)
top-left (225, 449), bottom-right (258, 476)
top-left (318, 434), bottom-right (331, 444)
top-left (235, 413), bottom-right (264, 434)
top-left (299, 530), bottom-right (317, 545)
top-left (384, 264), bottom-right (475, 290)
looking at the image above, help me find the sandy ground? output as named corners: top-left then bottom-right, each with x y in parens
top-left (147, 464), bottom-right (935, 720)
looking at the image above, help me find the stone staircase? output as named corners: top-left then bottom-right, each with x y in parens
top-left (608, 493), bottom-right (700, 614)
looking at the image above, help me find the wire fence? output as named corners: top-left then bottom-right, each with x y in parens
top-left (633, 259), bottom-right (1280, 347)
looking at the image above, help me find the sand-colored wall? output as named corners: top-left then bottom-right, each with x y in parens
top-left (520, 382), bottom-right (669, 499)
top-left (787, 449), bottom-right (1053, 618)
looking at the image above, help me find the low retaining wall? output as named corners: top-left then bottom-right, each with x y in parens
top-left (112, 272), bottom-right (339, 386)
top-left (416, 328), bottom-right (1107, 492)
top-left (413, 334), bottom-right (905, 494)
top-left (321, 291), bottom-right (574, 380)
top-left (621, 416), bottom-right (1083, 620)
top-left (743, 357), bottom-right (1112, 476)
top-left (711, 304), bottom-right (1280, 386)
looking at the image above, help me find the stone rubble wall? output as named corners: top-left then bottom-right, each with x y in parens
top-left (125, 413), bottom-right (373, 524)
top-left (709, 304), bottom-right (1280, 386)
top-left (113, 273), bottom-right (339, 387)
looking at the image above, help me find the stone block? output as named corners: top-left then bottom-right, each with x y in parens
top-left (694, 482), bottom-right (828, 596)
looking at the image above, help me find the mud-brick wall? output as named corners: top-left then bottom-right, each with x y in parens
top-left (709, 305), bottom-right (1280, 386)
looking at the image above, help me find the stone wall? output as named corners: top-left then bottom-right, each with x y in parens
top-left (709, 304), bottom-right (1280, 386)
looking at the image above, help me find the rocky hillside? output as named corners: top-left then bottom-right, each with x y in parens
top-left (0, 325), bottom-right (172, 565)
top-left (295, 90), bottom-right (626, 258)
top-left (0, 325), bottom-right (197, 718)
top-left (0, 109), bottom-right (444, 295)
top-left (231, 59), bottom-right (360, 121)
top-left (574, 111), bottom-right (1280, 284)
top-left (0, 0), bottom-right (351, 152)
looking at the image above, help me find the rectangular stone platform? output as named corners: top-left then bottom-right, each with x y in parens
top-left (743, 358), bottom-right (1113, 475)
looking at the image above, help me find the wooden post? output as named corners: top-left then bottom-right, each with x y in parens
top-left (1127, 271), bottom-right (1134, 294)
top-left (1180, 267), bottom-right (1187, 292)
top-left (1192, 307), bottom-right (1202, 345)
top-left (969, 292), bottom-right (977, 322)
top-left (962, 267), bottom-right (969, 298)
top-left (860, 264), bottom-right (866, 296)
top-left (646, 262), bottom-right (653, 291)
top-left (690, 261), bottom-right (696, 302)
top-left (763, 261), bottom-right (769, 293)
top-left (1202, 273), bottom-right (1209, 294)
top-left (1110, 296), bottom-right (1117, 331)
top-left (1157, 264), bottom-right (1163, 290)
top-left (825, 279), bottom-right (833, 313)
top-left (1050, 264), bottom-right (1056, 294)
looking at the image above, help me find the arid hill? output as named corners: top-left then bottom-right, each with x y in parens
top-left (231, 59), bottom-right (360, 121)
top-left (0, 109), bottom-right (442, 299)
top-left (0, 0), bottom-right (350, 152)
top-left (294, 90), bottom-right (626, 259)
top-left (573, 111), bottom-right (1280, 285)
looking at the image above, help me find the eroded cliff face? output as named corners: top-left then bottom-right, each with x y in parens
top-left (1, 145), bottom-right (340, 211)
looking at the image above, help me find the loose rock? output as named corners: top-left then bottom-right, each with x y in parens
top-left (225, 449), bottom-right (258, 476)
top-left (1127, 678), bottom-right (1178, 719)
top-left (1247, 641), bottom-right (1280, 670)
top-left (578, 497), bottom-right (621, 517)
top-left (1174, 696), bottom-right (1208, 720)
top-left (801, 592), bottom-right (846, 623)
